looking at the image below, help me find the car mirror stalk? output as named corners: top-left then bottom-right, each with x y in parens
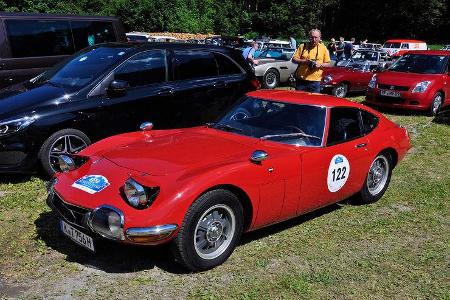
top-left (107, 80), bottom-right (128, 97)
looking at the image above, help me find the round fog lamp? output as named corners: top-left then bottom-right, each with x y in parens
top-left (124, 178), bottom-right (148, 207)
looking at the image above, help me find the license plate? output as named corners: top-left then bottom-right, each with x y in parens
top-left (60, 220), bottom-right (95, 252)
top-left (380, 90), bottom-right (401, 97)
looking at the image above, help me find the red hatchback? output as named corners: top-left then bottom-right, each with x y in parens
top-left (47, 90), bottom-right (410, 271)
top-left (366, 50), bottom-right (450, 115)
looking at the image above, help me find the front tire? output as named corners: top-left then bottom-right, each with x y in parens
top-left (332, 83), bottom-right (348, 98)
top-left (38, 128), bottom-right (91, 177)
top-left (429, 92), bottom-right (443, 116)
top-left (358, 152), bottom-right (392, 204)
top-left (172, 189), bottom-right (243, 272)
top-left (262, 69), bottom-right (280, 89)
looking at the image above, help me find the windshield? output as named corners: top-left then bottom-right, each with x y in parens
top-left (352, 51), bottom-right (379, 61)
top-left (256, 48), bottom-right (293, 60)
top-left (34, 46), bottom-right (132, 89)
top-left (389, 54), bottom-right (449, 74)
top-left (213, 96), bottom-right (326, 147)
top-left (383, 42), bottom-right (401, 48)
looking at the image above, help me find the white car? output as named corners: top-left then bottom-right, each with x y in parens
top-left (126, 32), bottom-right (152, 42)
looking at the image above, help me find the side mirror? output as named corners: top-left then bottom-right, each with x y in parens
top-left (107, 80), bottom-right (128, 97)
top-left (250, 150), bottom-right (268, 163)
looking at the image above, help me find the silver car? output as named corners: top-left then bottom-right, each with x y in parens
top-left (254, 48), bottom-right (296, 89)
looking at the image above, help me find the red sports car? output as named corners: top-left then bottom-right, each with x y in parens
top-left (47, 90), bottom-right (410, 271)
top-left (366, 50), bottom-right (450, 116)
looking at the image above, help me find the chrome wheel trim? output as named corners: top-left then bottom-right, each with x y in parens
top-left (48, 135), bottom-right (88, 172)
top-left (432, 94), bottom-right (442, 115)
top-left (334, 84), bottom-right (347, 98)
top-left (194, 204), bottom-right (236, 260)
top-left (265, 72), bottom-right (277, 88)
top-left (367, 155), bottom-right (389, 196)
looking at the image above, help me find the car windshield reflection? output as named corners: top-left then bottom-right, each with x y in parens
top-left (34, 46), bottom-right (132, 90)
top-left (388, 54), bottom-right (449, 74)
top-left (213, 96), bottom-right (326, 147)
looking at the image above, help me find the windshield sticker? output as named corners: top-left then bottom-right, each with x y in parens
top-left (72, 175), bottom-right (110, 194)
top-left (327, 154), bottom-right (350, 192)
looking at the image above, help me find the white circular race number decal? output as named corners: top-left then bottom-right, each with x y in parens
top-left (327, 154), bottom-right (350, 192)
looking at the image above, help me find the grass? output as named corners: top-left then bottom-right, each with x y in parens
top-left (0, 95), bottom-right (449, 299)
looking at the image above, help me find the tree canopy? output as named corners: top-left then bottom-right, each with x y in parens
top-left (0, 0), bottom-right (448, 43)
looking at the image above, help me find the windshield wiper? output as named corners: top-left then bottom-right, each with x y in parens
top-left (260, 132), bottom-right (321, 140)
top-left (214, 123), bottom-right (243, 132)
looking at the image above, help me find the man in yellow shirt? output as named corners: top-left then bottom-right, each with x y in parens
top-left (292, 29), bottom-right (331, 93)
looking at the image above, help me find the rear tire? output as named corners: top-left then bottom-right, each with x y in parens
top-left (262, 69), bottom-right (280, 89)
top-left (429, 92), bottom-right (443, 116)
top-left (358, 152), bottom-right (392, 204)
top-left (39, 128), bottom-right (91, 177)
top-left (171, 189), bottom-right (243, 272)
top-left (332, 83), bottom-right (348, 98)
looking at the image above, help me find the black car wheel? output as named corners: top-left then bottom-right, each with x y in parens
top-left (262, 69), bottom-right (280, 89)
top-left (172, 189), bottom-right (243, 272)
top-left (332, 83), bottom-right (348, 98)
top-left (39, 128), bottom-right (91, 177)
top-left (429, 92), bottom-right (443, 116)
top-left (358, 152), bottom-right (392, 204)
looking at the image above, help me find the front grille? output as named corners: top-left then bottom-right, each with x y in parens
top-left (51, 193), bottom-right (90, 228)
top-left (375, 96), bottom-right (406, 104)
top-left (378, 84), bottom-right (409, 91)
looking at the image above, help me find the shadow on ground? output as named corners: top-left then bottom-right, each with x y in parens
top-left (35, 201), bottom-right (346, 274)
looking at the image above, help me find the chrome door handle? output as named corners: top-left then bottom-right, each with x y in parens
top-left (157, 88), bottom-right (174, 96)
top-left (355, 143), bottom-right (367, 148)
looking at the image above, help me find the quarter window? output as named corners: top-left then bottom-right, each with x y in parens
top-left (360, 110), bottom-right (379, 134)
top-left (327, 107), bottom-right (362, 145)
top-left (214, 53), bottom-right (242, 75)
top-left (115, 50), bottom-right (167, 87)
top-left (173, 51), bottom-right (218, 80)
top-left (5, 20), bottom-right (74, 57)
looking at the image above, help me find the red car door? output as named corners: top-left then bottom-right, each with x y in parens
top-left (297, 107), bottom-right (374, 214)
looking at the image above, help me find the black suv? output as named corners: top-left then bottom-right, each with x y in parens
top-left (0, 42), bottom-right (259, 175)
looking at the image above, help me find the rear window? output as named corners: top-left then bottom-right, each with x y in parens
top-left (173, 51), bottom-right (218, 80)
top-left (361, 110), bottom-right (379, 134)
top-left (5, 19), bottom-right (75, 57)
top-left (213, 53), bottom-right (242, 75)
top-left (71, 21), bottom-right (116, 51)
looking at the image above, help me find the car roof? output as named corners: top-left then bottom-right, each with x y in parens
top-left (404, 50), bottom-right (450, 56)
top-left (384, 39), bottom-right (426, 43)
top-left (247, 90), bottom-right (369, 109)
top-left (93, 42), bottom-right (234, 53)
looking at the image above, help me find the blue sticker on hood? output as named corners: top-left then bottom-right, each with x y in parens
top-left (335, 156), bottom-right (344, 164)
top-left (72, 175), bottom-right (110, 194)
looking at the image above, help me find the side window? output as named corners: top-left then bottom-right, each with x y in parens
top-left (114, 50), bottom-right (166, 87)
top-left (5, 19), bottom-right (74, 57)
top-left (327, 107), bottom-right (362, 146)
top-left (71, 21), bottom-right (116, 51)
top-left (173, 51), bottom-right (218, 80)
top-left (401, 43), bottom-right (409, 49)
top-left (360, 110), bottom-right (379, 134)
top-left (213, 53), bottom-right (242, 75)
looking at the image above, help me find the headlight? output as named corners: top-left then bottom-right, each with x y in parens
top-left (0, 115), bottom-right (37, 136)
top-left (368, 74), bottom-right (377, 88)
top-left (412, 81), bottom-right (431, 93)
top-left (323, 75), bottom-right (333, 84)
top-left (57, 154), bottom-right (88, 172)
top-left (123, 178), bottom-right (159, 208)
top-left (89, 205), bottom-right (124, 240)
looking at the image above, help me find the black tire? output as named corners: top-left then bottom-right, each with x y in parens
top-left (358, 152), bottom-right (393, 204)
top-left (332, 83), bottom-right (348, 98)
top-left (38, 128), bottom-right (91, 177)
top-left (262, 69), bottom-right (280, 89)
top-left (429, 92), bottom-right (443, 116)
top-left (172, 189), bottom-right (244, 272)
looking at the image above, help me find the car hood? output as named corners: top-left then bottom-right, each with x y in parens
top-left (377, 71), bottom-right (442, 86)
top-left (101, 128), bottom-right (257, 175)
top-left (0, 82), bottom-right (68, 120)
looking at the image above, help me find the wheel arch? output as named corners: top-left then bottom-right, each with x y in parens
top-left (379, 147), bottom-right (398, 168)
top-left (264, 67), bottom-right (280, 77)
top-left (202, 184), bottom-right (254, 232)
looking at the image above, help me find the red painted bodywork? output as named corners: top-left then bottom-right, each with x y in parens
top-left (366, 51), bottom-right (450, 111)
top-left (53, 90), bottom-right (411, 245)
top-left (322, 67), bottom-right (375, 93)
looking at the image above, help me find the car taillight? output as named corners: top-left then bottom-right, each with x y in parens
top-left (250, 78), bottom-right (261, 90)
